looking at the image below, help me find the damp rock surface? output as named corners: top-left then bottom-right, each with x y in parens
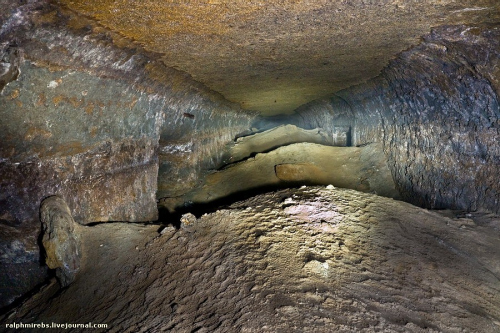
top-left (4, 187), bottom-right (500, 332)
top-left (0, 1), bottom-right (255, 307)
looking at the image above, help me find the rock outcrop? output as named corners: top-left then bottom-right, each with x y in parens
top-left (1, 0), bottom-right (498, 316)
top-left (295, 25), bottom-right (500, 214)
top-left (4, 187), bottom-right (500, 332)
top-left (0, 1), bottom-right (255, 310)
top-left (228, 125), bottom-right (334, 163)
top-left (159, 134), bottom-right (399, 213)
top-left (40, 196), bottom-right (81, 287)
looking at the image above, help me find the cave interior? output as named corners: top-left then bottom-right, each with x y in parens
top-left (0, 0), bottom-right (499, 331)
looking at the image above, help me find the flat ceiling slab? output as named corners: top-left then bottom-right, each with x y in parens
top-left (57, 0), bottom-right (499, 115)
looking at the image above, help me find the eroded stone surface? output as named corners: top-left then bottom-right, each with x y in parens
top-left (160, 141), bottom-right (399, 212)
top-left (1, 0), bottom-right (499, 319)
top-left (0, 45), bottom-right (22, 92)
top-left (40, 196), bottom-right (81, 287)
top-left (0, 1), bottom-right (255, 310)
top-left (4, 187), bottom-right (500, 332)
top-left (295, 25), bottom-right (500, 214)
top-left (228, 124), bottom-right (334, 163)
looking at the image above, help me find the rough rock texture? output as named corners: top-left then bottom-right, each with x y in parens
top-left (56, 0), bottom-right (500, 115)
top-left (229, 125), bottom-right (334, 163)
top-left (0, 1), bottom-right (255, 310)
top-left (160, 133), bottom-right (399, 213)
top-left (380, 25), bottom-right (500, 213)
top-left (157, 103), bottom-right (255, 198)
top-left (3, 187), bottom-right (500, 332)
top-left (292, 97), bottom-right (355, 144)
top-left (0, 227), bottom-right (48, 315)
top-left (295, 25), bottom-right (500, 213)
top-left (40, 196), bottom-right (81, 287)
top-left (2, 0), bottom-right (499, 319)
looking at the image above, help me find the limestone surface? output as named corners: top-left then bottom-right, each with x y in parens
top-left (0, 1), bottom-right (255, 307)
top-left (4, 187), bottom-right (500, 332)
top-left (295, 25), bottom-right (500, 214)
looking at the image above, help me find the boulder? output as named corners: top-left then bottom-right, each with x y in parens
top-left (40, 196), bottom-right (81, 287)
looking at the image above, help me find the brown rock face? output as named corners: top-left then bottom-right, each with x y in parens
top-left (5, 187), bottom-right (500, 331)
top-left (294, 25), bottom-right (500, 214)
top-left (275, 163), bottom-right (324, 182)
top-left (56, 0), bottom-right (500, 115)
top-left (0, 1), bottom-right (254, 309)
top-left (1, 0), bottom-right (499, 320)
top-left (160, 139), bottom-right (399, 213)
top-left (40, 196), bottom-right (81, 287)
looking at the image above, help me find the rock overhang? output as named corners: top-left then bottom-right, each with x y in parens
top-left (54, 0), bottom-right (500, 115)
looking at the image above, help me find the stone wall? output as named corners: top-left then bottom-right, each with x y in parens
top-left (380, 25), bottom-right (500, 213)
top-left (157, 92), bottom-right (256, 198)
top-left (0, 1), bottom-right (255, 310)
top-left (292, 97), bottom-right (355, 146)
top-left (295, 25), bottom-right (500, 214)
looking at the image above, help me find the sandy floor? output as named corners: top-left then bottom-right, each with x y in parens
top-left (2, 186), bottom-right (500, 332)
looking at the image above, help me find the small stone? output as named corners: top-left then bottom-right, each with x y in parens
top-left (180, 213), bottom-right (197, 227)
top-left (326, 185), bottom-right (335, 190)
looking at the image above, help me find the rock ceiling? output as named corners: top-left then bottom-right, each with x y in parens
top-left (56, 0), bottom-right (499, 115)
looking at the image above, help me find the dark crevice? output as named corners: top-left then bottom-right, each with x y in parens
top-left (346, 126), bottom-right (353, 147)
top-left (84, 220), bottom-right (162, 227)
top-left (157, 183), bottom-right (307, 224)
top-left (0, 274), bottom-right (55, 317)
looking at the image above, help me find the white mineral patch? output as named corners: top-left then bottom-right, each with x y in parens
top-left (47, 80), bottom-right (59, 88)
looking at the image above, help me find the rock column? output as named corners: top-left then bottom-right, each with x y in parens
top-left (40, 196), bottom-right (81, 287)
